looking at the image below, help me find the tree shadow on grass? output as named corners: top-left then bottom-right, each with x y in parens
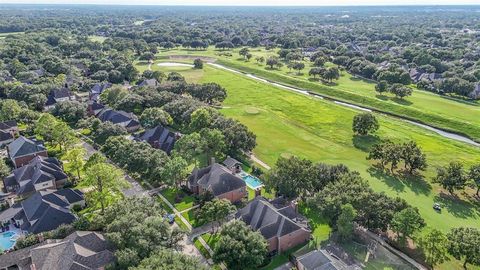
top-left (434, 192), bottom-right (479, 219)
top-left (396, 169), bottom-right (432, 195)
top-left (375, 94), bottom-right (389, 101)
top-left (367, 166), bottom-right (432, 195)
top-left (352, 134), bottom-right (381, 152)
top-left (367, 166), bottom-right (405, 193)
top-left (392, 97), bottom-right (413, 106)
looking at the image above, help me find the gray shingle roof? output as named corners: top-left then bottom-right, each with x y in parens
top-left (137, 125), bottom-right (177, 154)
top-left (13, 189), bottom-right (84, 234)
top-left (222, 156), bottom-right (242, 169)
top-left (0, 120), bottom-right (17, 131)
top-left (0, 231), bottom-right (114, 270)
top-left (188, 163), bottom-right (246, 197)
top-left (8, 136), bottom-right (46, 159)
top-left (0, 129), bottom-right (13, 142)
top-left (4, 156), bottom-right (67, 195)
top-left (236, 197), bottom-right (309, 240)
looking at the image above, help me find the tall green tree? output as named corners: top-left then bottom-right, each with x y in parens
top-left (418, 229), bottom-right (449, 269)
top-left (173, 132), bottom-right (204, 165)
top-left (213, 220), bottom-right (267, 270)
top-left (160, 156), bottom-right (189, 187)
top-left (197, 198), bottom-right (236, 233)
top-left (391, 207), bottom-right (425, 246)
top-left (468, 164), bottom-right (480, 197)
top-left (132, 248), bottom-right (208, 270)
top-left (63, 147), bottom-right (86, 181)
top-left (200, 128), bottom-right (226, 163)
top-left (140, 107), bottom-right (172, 128)
top-left (266, 156), bottom-right (313, 199)
top-left (401, 141), bottom-right (427, 174)
top-left (352, 113), bottom-right (379, 136)
top-left (447, 227), bottom-right (480, 269)
top-left (336, 203), bottom-right (357, 242)
top-left (82, 162), bottom-right (128, 214)
top-left (433, 162), bottom-right (467, 194)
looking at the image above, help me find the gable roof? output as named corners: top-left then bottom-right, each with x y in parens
top-left (0, 120), bottom-right (17, 131)
top-left (0, 129), bottom-right (13, 142)
top-left (236, 196), bottom-right (309, 240)
top-left (4, 156), bottom-right (67, 195)
top-left (137, 125), bottom-right (177, 154)
top-left (14, 189), bottom-right (83, 234)
top-left (97, 108), bottom-right (135, 125)
top-left (188, 163), bottom-right (246, 196)
top-left (137, 78), bottom-right (159, 87)
top-left (222, 156), bottom-right (242, 169)
top-left (45, 88), bottom-right (74, 106)
top-left (0, 231), bottom-right (114, 270)
top-left (8, 136), bottom-right (46, 159)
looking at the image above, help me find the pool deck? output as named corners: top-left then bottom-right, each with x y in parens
top-left (1, 226), bottom-right (23, 252)
top-left (237, 171), bottom-right (264, 190)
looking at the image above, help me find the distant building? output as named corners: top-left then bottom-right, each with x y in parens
top-left (136, 125), bottom-right (178, 154)
top-left (236, 196), bottom-right (311, 253)
top-left (96, 108), bottom-right (140, 132)
top-left (86, 101), bottom-right (105, 116)
top-left (137, 78), bottom-right (159, 88)
top-left (0, 130), bottom-right (14, 147)
top-left (0, 231), bottom-right (115, 270)
top-left (7, 136), bottom-right (48, 168)
top-left (0, 189), bottom-right (84, 234)
top-left (187, 163), bottom-right (247, 203)
top-left (44, 88), bottom-right (76, 110)
top-left (89, 82), bottom-right (112, 102)
top-left (3, 156), bottom-right (68, 198)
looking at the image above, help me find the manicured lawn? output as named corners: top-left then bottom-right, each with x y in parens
top-left (202, 233), bottom-right (220, 249)
top-left (259, 242), bottom-right (313, 270)
top-left (149, 61), bottom-right (480, 232)
top-left (156, 47), bottom-right (480, 143)
top-left (299, 203), bottom-right (331, 244)
top-left (193, 237), bottom-right (211, 259)
top-left (181, 208), bottom-right (204, 228)
top-left (155, 197), bottom-right (173, 214)
top-left (174, 215), bottom-right (190, 231)
top-left (191, 65), bottom-right (480, 232)
top-left (134, 59), bottom-right (205, 83)
top-left (160, 188), bottom-right (197, 211)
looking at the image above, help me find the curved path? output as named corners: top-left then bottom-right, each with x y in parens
top-left (207, 63), bottom-right (480, 148)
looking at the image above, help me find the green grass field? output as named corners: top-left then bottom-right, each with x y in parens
top-left (155, 47), bottom-right (480, 143)
top-left (136, 56), bottom-right (480, 270)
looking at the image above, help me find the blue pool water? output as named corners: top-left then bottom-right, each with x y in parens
top-left (0, 231), bottom-right (17, 251)
top-left (241, 173), bottom-right (264, 189)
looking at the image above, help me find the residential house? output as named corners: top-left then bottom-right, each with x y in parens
top-left (0, 231), bottom-right (115, 270)
top-left (0, 189), bottom-right (84, 234)
top-left (293, 249), bottom-right (349, 270)
top-left (44, 88), bottom-right (76, 110)
top-left (187, 163), bottom-right (247, 203)
top-left (222, 156), bottom-right (242, 174)
top-left (96, 108), bottom-right (141, 132)
top-left (3, 156), bottom-right (68, 198)
top-left (409, 68), bottom-right (425, 83)
top-left (0, 120), bottom-right (19, 135)
top-left (137, 78), bottom-right (159, 88)
top-left (87, 101), bottom-right (105, 116)
top-left (136, 125), bottom-right (178, 154)
top-left (236, 196), bottom-right (311, 253)
top-left (0, 130), bottom-right (14, 147)
top-left (89, 82), bottom-right (112, 102)
top-left (7, 136), bottom-right (48, 168)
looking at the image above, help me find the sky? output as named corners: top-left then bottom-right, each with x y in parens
top-left (1, 0), bottom-right (479, 6)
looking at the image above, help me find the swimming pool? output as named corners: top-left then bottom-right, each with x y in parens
top-left (239, 172), bottom-right (264, 189)
top-left (0, 231), bottom-right (17, 251)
